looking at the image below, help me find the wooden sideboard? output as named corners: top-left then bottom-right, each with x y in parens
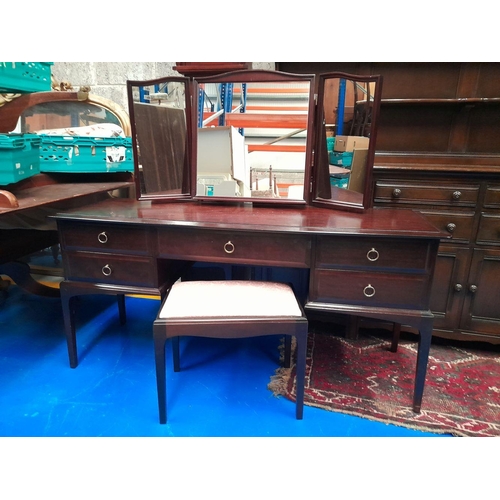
top-left (53, 198), bottom-right (443, 412)
top-left (279, 62), bottom-right (500, 343)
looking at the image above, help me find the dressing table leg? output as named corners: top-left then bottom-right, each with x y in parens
top-left (346, 315), bottom-right (360, 340)
top-left (60, 284), bottom-right (78, 368)
top-left (117, 294), bottom-right (126, 325)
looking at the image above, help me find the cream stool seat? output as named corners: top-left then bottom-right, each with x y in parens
top-left (153, 280), bottom-right (309, 423)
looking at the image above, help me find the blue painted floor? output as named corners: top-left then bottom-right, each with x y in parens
top-left (0, 283), bottom-right (445, 438)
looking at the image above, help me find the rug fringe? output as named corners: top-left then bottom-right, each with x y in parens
top-left (268, 337), bottom-right (295, 397)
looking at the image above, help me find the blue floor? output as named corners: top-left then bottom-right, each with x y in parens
top-left (0, 283), bottom-right (444, 438)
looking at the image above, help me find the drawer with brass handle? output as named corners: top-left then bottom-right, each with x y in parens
top-left (59, 221), bottom-right (150, 255)
top-left (315, 236), bottom-right (432, 272)
top-left (64, 252), bottom-right (157, 287)
top-left (158, 228), bottom-right (310, 268)
top-left (310, 269), bottom-right (430, 309)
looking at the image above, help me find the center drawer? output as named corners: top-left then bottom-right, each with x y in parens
top-left (315, 236), bottom-right (432, 272)
top-left (157, 228), bottom-right (310, 268)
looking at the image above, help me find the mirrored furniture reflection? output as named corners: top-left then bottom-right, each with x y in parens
top-left (127, 69), bottom-right (383, 212)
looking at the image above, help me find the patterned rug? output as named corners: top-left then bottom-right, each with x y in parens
top-left (268, 325), bottom-right (500, 436)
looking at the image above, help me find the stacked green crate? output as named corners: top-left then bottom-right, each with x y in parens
top-left (0, 134), bottom-right (41, 185)
top-left (39, 135), bottom-right (134, 173)
top-left (0, 62), bottom-right (53, 93)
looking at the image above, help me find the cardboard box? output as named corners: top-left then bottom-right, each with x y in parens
top-left (334, 135), bottom-right (370, 152)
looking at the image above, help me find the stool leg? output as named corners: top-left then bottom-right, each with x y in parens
top-left (295, 332), bottom-right (307, 420)
top-left (154, 333), bottom-right (167, 424)
top-left (172, 337), bottom-right (180, 372)
top-left (284, 335), bottom-right (292, 368)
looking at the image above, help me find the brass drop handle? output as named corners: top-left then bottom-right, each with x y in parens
top-left (363, 284), bottom-right (376, 298)
top-left (98, 231), bottom-right (108, 244)
top-left (452, 191), bottom-right (462, 200)
top-left (102, 264), bottom-right (112, 276)
top-left (469, 284), bottom-right (478, 293)
top-left (224, 241), bottom-right (235, 254)
top-left (392, 188), bottom-right (402, 198)
top-left (454, 283), bottom-right (463, 292)
top-left (446, 223), bottom-right (456, 233)
top-left (366, 248), bottom-right (380, 262)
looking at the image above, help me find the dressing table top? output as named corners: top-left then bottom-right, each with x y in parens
top-left (53, 198), bottom-right (445, 239)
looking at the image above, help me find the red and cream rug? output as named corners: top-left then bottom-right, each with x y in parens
top-left (269, 326), bottom-right (500, 436)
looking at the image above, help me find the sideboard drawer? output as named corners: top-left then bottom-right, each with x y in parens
top-left (316, 236), bottom-right (431, 272)
top-left (420, 211), bottom-right (476, 244)
top-left (484, 184), bottom-right (500, 209)
top-left (374, 180), bottom-right (480, 207)
top-left (64, 252), bottom-right (157, 286)
top-left (476, 214), bottom-right (500, 245)
top-left (311, 269), bottom-right (429, 309)
top-left (158, 228), bottom-right (310, 267)
top-left (60, 222), bottom-right (150, 255)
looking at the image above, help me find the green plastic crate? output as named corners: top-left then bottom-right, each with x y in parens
top-left (39, 135), bottom-right (134, 173)
top-left (0, 134), bottom-right (41, 185)
top-left (0, 62), bottom-right (53, 93)
top-left (329, 151), bottom-right (353, 168)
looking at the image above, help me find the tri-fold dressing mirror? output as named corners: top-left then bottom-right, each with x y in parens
top-left (126, 70), bottom-right (382, 212)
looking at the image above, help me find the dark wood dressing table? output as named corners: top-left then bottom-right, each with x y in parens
top-left (53, 198), bottom-right (444, 412)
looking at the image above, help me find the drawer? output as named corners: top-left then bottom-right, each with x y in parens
top-left (59, 221), bottom-right (150, 255)
top-left (310, 269), bottom-right (430, 309)
top-left (420, 210), bottom-right (476, 244)
top-left (374, 180), bottom-right (480, 207)
top-left (64, 252), bottom-right (158, 287)
top-left (158, 228), bottom-right (310, 268)
top-left (315, 236), bottom-right (432, 273)
top-left (484, 184), bottom-right (500, 209)
top-left (476, 213), bottom-right (500, 245)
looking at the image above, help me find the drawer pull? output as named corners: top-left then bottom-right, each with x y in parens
top-left (446, 223), bottom-right (456, 233)
top-left (223, 241), bottom-right (235, 254)
top-left (469, 284), bottom-right (478, 293)
top-left (452, 191), bottom-right (462, 200)
top-left (454, 283), bottom-right (463, 292)
top-left (98, 232), bottom-right (108, 244)
top-left (366, 248), bottom-right (380, 262)
top-left (102, 264), bottom-right (112, 276)
top-left (392, 188), bottom-right (402, 198)
top-left (363, 284), bottom-right (376, 298)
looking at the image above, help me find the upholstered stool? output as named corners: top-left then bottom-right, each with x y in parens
top-left (153, 280), bottom-right (309, 423)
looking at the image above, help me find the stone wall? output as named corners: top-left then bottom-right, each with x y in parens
top-left (51, 62), bottom-right (276, 113)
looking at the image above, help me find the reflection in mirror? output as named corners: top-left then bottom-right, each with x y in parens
top-left (18, 96), bottom-right (131, 135)
top-left (127, 77), bottom-right (192, 200)
top-left (195, 71), bottom-right (315, 204)
top-left (313, 73), bottom-right (382, 212)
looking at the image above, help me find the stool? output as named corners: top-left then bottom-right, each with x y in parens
top-left (153, 280), bottom-right (309, 423)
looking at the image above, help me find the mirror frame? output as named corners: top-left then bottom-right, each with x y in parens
top-left (193, 69), bottom-right (316, 206)
top-left (126, 75), bottom-right (196, 202)
top-left (311, 72), bottom-right (383, 212)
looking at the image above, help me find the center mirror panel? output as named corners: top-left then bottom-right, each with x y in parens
top-left (311, 72), bottom-right (383, 212)
top-left (194, 70), bottom-right (315, 204)
top-left (127, 76), bottom-right (194, 201)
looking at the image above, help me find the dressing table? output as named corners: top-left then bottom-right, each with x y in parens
top-left (53, 69), bottom-right (445, 413)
